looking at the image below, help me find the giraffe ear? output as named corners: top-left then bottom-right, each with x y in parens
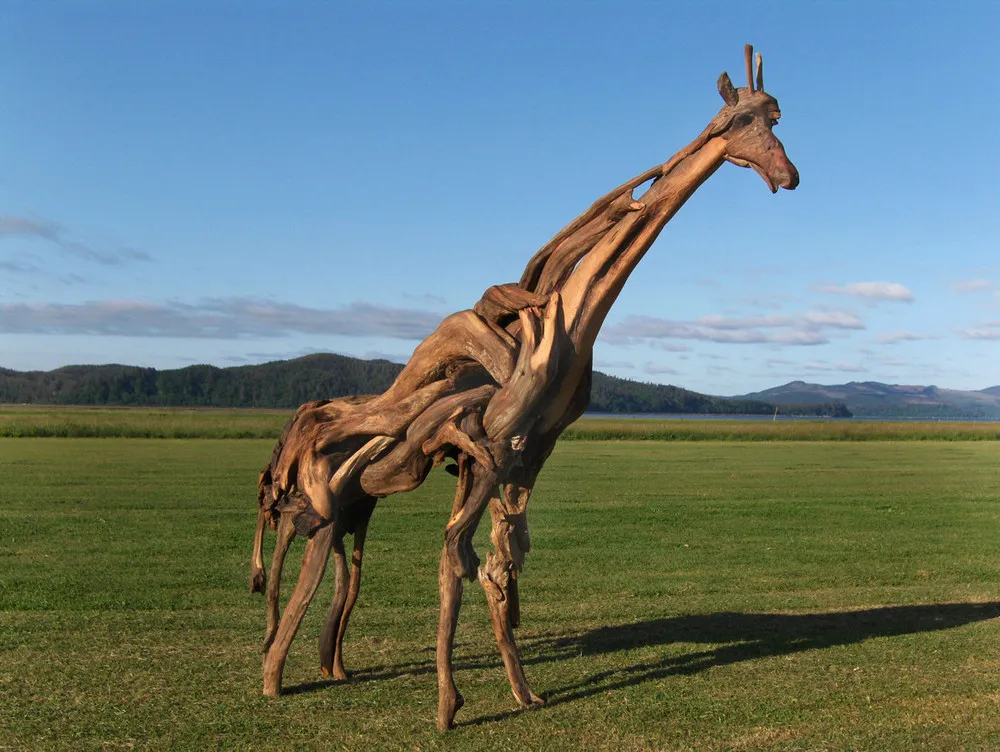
top-left (717, 72), bottom-right (738, 106)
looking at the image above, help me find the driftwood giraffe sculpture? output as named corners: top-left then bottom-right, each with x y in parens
top-left (251, 45), bottom-right (798, 730)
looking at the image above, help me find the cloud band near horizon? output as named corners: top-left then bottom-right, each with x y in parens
top-left (0, 298), bottom-right (446, 340)
top-left (601, 309), bottom-right (864, 347)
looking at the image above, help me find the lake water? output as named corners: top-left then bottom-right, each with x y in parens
top-left (582, 412), bottom-right (1000, 423)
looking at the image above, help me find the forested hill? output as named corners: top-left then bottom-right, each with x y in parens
top-left (590, 372), bottom-right (794, 415)
top-left (0, 354), bottom-right (402, 409)
top-left (737, 380), bottom-right (1000, 419)
top-left (0, 354), bottom-right (851, 416)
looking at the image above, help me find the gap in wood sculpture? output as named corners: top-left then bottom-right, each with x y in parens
top-left (251, 44), bottom-right (799, 731)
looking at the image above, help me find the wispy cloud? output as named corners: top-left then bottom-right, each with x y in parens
top-left (801, 360), bottom-right (867, 373)
top-left (958, 322), bottom-right (1000, 340)
top-left (0, 214), bottom-right (153, 266)
top-left (816, 281), bottom-right (914, 303)
top-left (1, 251), bottom-right (89, 284)
top-left (868, 355), bottom-right (910, 367)
top-left (602, 309), bottom-right (863, 347)
top-left (650, 341), bottom-right (690, 353)
top-left (0, 257), bottom-right (40, 274)
top-left (606, 318), bottom-right (827, 346)
top-left (362, 350), bottom-right (410, 363)
top-left (594, 358), bottom-right (635, 369)
top-left (0, 297), bottom-right (445, 340)
top-left (402, 292), bottom-right (447, 306)
top-left (950, 279), bottom-right (993, 294)
top-left (643, 362), bottom-right (679, 376)
top-left (801, 310), bottom-right (865, 328)
top-left (735, 293), bottom-right (794, 311)
top-left (877, 330), bottom-right (938, 345)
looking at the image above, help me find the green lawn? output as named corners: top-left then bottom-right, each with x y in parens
top-left (1, 438), bottom-right (999, 750)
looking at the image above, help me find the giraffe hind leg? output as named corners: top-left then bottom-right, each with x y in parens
top-left (262, 522), bottom-right (337, 697)
top-left (332, 498), bottom-right (376, 680)
top-left (319, 531), bottom-right (349, 677)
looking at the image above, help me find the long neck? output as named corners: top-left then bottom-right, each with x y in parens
top-left (536, 136), bottom-right (728, 433)
top-left (558, 136), bottom-right (728, 352)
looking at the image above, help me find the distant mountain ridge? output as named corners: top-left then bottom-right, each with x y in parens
top-left (0, 354), bottom-right (849, 416)
top-left (736, 380), bottom-right (1000, 419)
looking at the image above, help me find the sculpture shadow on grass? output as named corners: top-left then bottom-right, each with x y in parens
top-left (282, 601), bottom-right (1000, 722)
top-left (526, 602), bottom-right (1000, 705)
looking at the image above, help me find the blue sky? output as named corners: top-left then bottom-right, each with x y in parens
top-left (2, 2), bottom-right (998, 395)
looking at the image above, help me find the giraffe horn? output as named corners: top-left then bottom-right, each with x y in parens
top-left (755, 52), bottom-right (764, 92)
top-left (744, 43), bottom-right (754, 90)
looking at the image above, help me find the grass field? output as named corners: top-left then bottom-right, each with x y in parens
top-left (0, 405), bottom-right (291, 439)
top-left (2, 404), bottom-right (999, 440)
top-left (2, 438), bottom-right (999, 750)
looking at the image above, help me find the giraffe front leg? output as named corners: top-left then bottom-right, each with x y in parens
top-left (318, 532), bottom-right (349, 678)
top-left (436, 542), bottom-right (465, 731)
top-left (478, 483), bottom-right (543, 708)
top-left (263, 510), bottom-right (297, 654)
top-left (262, 522), bottom-right (337, 697)
top-left (437, 459), bottom-right (496, 730)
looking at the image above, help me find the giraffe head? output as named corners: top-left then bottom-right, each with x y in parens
top-left (710, 44), bottom-right (799, 193)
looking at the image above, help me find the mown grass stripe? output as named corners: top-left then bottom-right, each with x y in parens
top-left (2, 405), bottom-right (998, 440)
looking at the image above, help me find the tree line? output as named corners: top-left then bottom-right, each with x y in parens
top-left (0, 354), bottom-right (851, 417)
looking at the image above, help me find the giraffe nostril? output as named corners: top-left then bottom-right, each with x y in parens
top-left (778, 164), bottom-right (800, 190)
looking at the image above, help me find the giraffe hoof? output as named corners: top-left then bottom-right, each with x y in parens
top-left (436, 691), bottom-right (465, 731)
top-left (519, 691), bottom-right (545, 708)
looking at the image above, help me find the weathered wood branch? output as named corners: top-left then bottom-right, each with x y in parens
top-left (482, 292), bottom-right (564, 446)
top-left (329, 436), bottom-right (395, 498)
top-left (360, 385), bottom-right (496, 498)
